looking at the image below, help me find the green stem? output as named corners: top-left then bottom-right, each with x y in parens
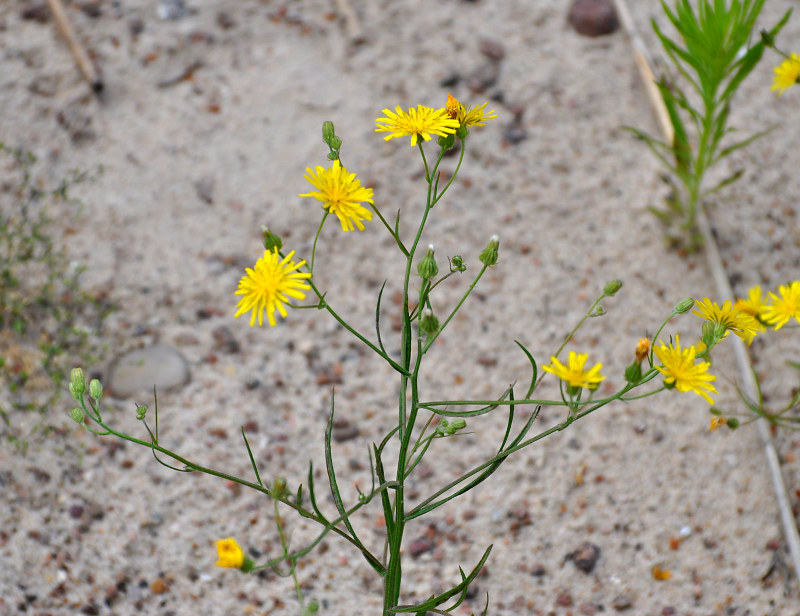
top-left (274, 498), bottom-right (306, 612)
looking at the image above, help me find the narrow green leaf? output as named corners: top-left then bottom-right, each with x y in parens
top-left (324, 392), bottom-right (360, 545)
top-left (241, 427), bottom-right (263, 488)
top-left (514, 340), bottom-right (538, 399)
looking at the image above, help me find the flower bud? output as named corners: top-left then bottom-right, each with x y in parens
top-left (322, 121), bottom-right (336, 145)
top-left (69, 368), bottom-right (86, 400)
top-left (135, 403), bottom-right (148, 420)
top-left (272, 477), bottom-right (288, 500)
top-left (624, 362), bottom-right (642, 385)
top-left (726, 417), bottom-right (740, 430)
top-left (760, 28), bottom-right (775, 48)
top-left (69, 407), bottom-right (85, 423)
top-left (261, 226), bottom-right (283, 252)
top-left (478, 235), bottom-right (500, 267)
top-left (456, 124), bottom-right (469, 140)
top-left (450, 418), bottom-right (466, 431)
top-left (701, 321), bottom-right (726, 347)
top-left (674, 298), bottom-right (695, 314)
top-left (603, 279), bottom-right (623, 297)
top-left (438, 133), bottom-right (456, 150)
top-left (634, 337), bottom-right (650, 363)
top-left (450, 255), bottom-right (466, 273)
top-left (419, 308), bottom-right (439, 338)
top-left (417, 245), bottom-right (438, 280)
top-left (89, 379), bottom-right (103, 400)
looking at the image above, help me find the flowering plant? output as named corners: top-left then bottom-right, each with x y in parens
top-left (67, 92), bottom-right (794, 614)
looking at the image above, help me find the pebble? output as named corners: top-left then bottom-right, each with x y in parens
top-left (479, 38), bottom-right (505, 62)
top-left (564, 542), bottom-right (601, 573)
top-left (567, 0), bottom-right (619, 37)
top-left (107, 345), bottom-right (190, 398)
top-left (157, 0), bottom-right (186, 20)
top-left (611, 594), bottom-right (633, 610)
top-left (408, 538), bottom-right (433, 558)
top-left (20, 2), bottom-right (49, 22)
top-left (212, 325), bottom-right (240, 353)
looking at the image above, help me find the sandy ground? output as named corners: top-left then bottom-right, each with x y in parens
top-left (2, 0), bottom-right (800, 614)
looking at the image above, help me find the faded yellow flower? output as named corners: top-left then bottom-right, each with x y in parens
top-left (635, 337), bottom-right (651, 363)
top-left (375, 105), bottom-right (459, 146)
top-left (771, 53), bottom-right (800, 95)
top-left (445, 93), bottom-right (497, 128)
top-left (709, 416), bottom-right (727, 431)
top-left (542, 351), bottom-right (605, 391)
top-left (299, 160), bottom-right (374, 232)
top-left (654, 336), bottom-right (717, 404)
top-left (234, 249), bottom-right (311, 327)
top-left (734, 286), bottom-right (766, 321)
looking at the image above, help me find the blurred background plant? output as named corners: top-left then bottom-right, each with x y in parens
top-left (628, 0), bottom-right (791, 250)
top-left (0, 143), bottom-right (111, 445)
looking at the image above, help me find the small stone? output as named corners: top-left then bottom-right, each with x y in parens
top-left (212, 325), bottom-right (240, 353)
top-left (567, 0), bottom-right (619, 37)
top-left (531, 563), bottom-right (547, 577)
top-left (661, 607), bottom-right (676, 616)
top-left (466, 62), bottom-right (500, 93)
top-left (408, 538), bottom-right (433, 558)
top-left (78, 1), bottom-right (102, 18)
top-left (108, 345), bottom-right (190, 398)
top-left (556, 592), bottom-right (573, 607)
top-left (479, 38), bottom-right (505, 62)
top-left (194, 176), bottom-right (215, 205)
top-left (216, 11), bottom-right (236, 29)
top-left (21, 2), bottom-right (49, 22)
top-left (57, 100), bottom-right (95, 144)
top-left (157, 0), bottom-right (186, 20)
top-left (611, 594), bottom-right (633, 610)
top-left (579, 602), bottom-right (597, 615)
top-left (150, 578), bottom-right (169, 594)
top-left (564, 542), bottom-right (601, 574)
top-left (68, 504), bottom-right (85, 519)
top-left (331, 418), bottom-right (359, 443)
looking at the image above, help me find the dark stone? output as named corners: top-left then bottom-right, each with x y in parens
top-left (568, 0), bottom-right (619, 37)
top-left (564, 541), bottom-right (601, 573)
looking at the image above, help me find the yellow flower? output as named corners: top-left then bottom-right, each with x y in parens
top-left (771, 53), bottom-right (800, 95)
top-left (762, 281), bottom-right (800, 330)
top-left (542, 351), bottom-right (605, 390)
top-left (234, 249), bottom-right (311, 327)
top-left (216, 537), bottom-right (245, 569)
top-left (654, 336), bottom-right (717, 404)
top-left (299, 160), bottom-right (374, 232)
top-left (734, 286), bottom-right (766, 321)
top-left (375, 105), bottom-right (460, 146)
top-left (446, 94), bottom-right (497, 128)
top-left (692, 297), bottom-right (763, 344)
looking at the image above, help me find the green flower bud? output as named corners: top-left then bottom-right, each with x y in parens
top-left (603, 279), bottom-right (623, 297)
top-left (450, 418), bottom-right (466, 431)
top-left (478, 235), bottom-right (500, 267)
top-left (89, 379), bottom-right (103, 400)
top-left (701, 321), bottom-right (726, 347)
top-left (438, 133), bottom-right (456, 150)
top-left (674, 298), bottom-right (695, 314)
top-left (760, 29), bottom-right (775, 48)
top-left (261, 226), bottom-right (283, 252)
top-left (272, 477), bottom-right (288, 500)
top-left (456, 125), bottom-right (469, 140)
top-left (69, 407), bottom-right (85, 423)
top-left (135, 403), bottom-right (148, 420)
top-left (69, 368), bottom-right (86, 400)
top-left (241, 556), bottom-right (255, 573)
top-left (322, 121), bottom-right (336, 144)
top-left (624, 362), bottom-right (642, 385)
top-left (709, 406), bottom-right (722, 415)
top-left (450, 255), bottom-right (466, 273)
top-left (417, 245), bottom-right (439, 280)
top-left (419, 308), bottom-right (439, 338)
top-left (726, 417), bottom-right (740, 430)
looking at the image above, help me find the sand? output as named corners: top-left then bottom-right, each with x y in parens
top-left (1, 0), bottom-right (799, 614)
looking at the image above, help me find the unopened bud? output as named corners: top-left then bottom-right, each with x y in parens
top-left (322, 121), bottom-right (336, 144)
top-left (634, 337), bottom-right (650, 363)
top-left (417, 245), bottom-right (439, 280)
top-left (450, 255), bottom-right (466, 273)
top-left (69, 368), bottom-right (86, 400)
top-left (450, 418), bottom-right (466, 431)
top-left (603, 279), bottom-right (623, 297)
top-left (760, 29), bottom-right (775, 48)
top-left (478, 235), bottom-right (500, 267)
top-left (135, 403), bottom-right (148, 420)
top-left (438, 133), bottom-right (456, 150)
top-left (272, 477), bottom-right (288, 499)
top-left (624, 362), bottom-right (642, 385)
top-left (419, 308), bottom-right (440, 337)
top-left (674, 298), bottom-right (695, 314)
top-left (69, 407), bottom-right (85, 423)
top-left (726, 417), bottom-right (740, 430)
top-left (89, 379), bottom-right (103, 400)
top-left (261, 226), bottom-right (283, 252)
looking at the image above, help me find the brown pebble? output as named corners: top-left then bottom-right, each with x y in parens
top-left (766, 538), bottom-right (781, 550)
top-left (79, 1), bottom-right (102, 18)
top-left (556, 592), bottom-right (573, 607)
top-left (564, 542), bottom-right (601, 573)
top-left (467, 62), bottom-right (500, 93)
top-left (531, 562), bottom-right (547, 576)
top-left (479, 38), bottom-right (505, 62)
top-left (68, 504), bottom-right (84, 519)
top-left (216, 11), bottom-right (236, 29)
top-left (408, 538), bottom-right (433, 558)
top-left (661, 607), bottom-right (676, 616)
top-left (567, 0), bottom-right (619, 37)
top-left (212, 325), bottom-right (240, 353)
top-left (331, 418), bottom-right (359, 442)
top-left (611, 594), bottom-right (633, 610)
top-left (21, 2), bottom-right (49, 22)
top-left (579, 601), bottom-right (597, 615)
top-left (150, 578), bottom-right (169, 594)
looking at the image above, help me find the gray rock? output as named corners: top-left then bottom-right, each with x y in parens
top-left (108, 345), bottom-right (190, 398)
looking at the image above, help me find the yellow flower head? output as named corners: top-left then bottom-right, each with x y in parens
top-left (216, 537), bottom-right (245, 569)
top-left (299, 160), bottom-right (374, 232)
top-left (542, 351), bottom-right (605, 390)
top-left (692, 297), bottom-right (763, 344)
top-left (654, 335), bottom-right (717, 404)
top-left (771, 53), bottom-right (800, 96)
top-left (375, 105), bottom-right (460, 146)
top-left (634, 337), bottom-right (651, 363)
top-left (762, 281), bottom-right (800, 330)
top-left (734, 286), bottom-right (766, 321)
top-left (234, 249), bottom-right (312, 327)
